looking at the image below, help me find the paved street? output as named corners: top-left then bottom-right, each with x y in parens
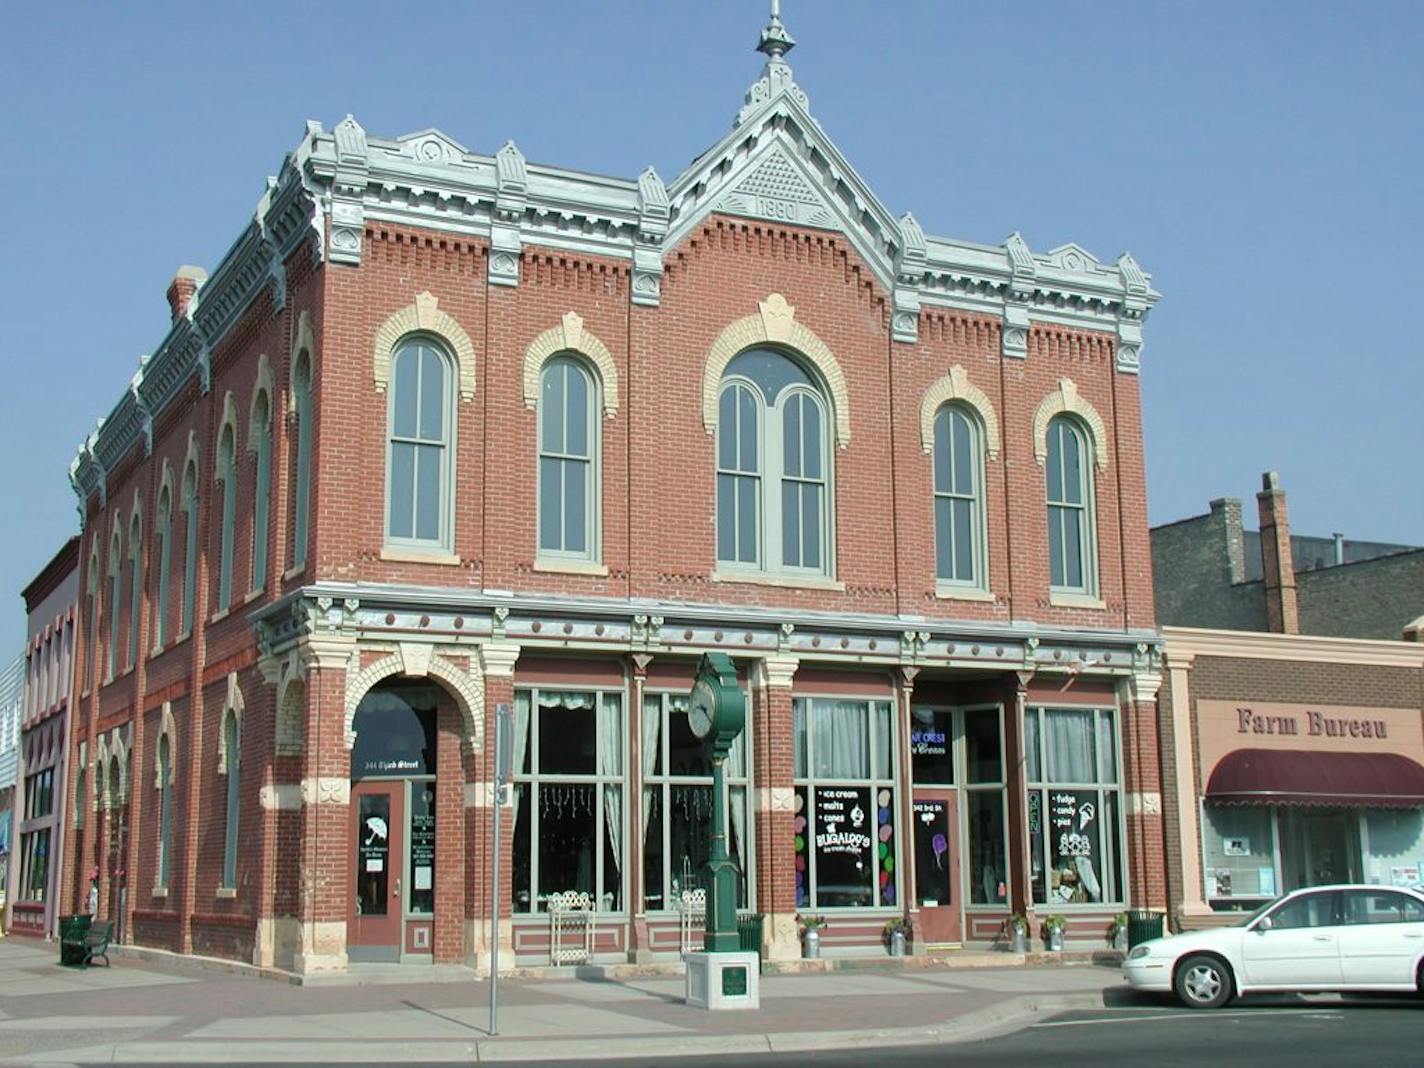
top-left (0, 936), bottom-right (1418, 1066)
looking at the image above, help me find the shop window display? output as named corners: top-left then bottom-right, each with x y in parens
top-left (512, 688), bottom-right (625, 913)
top-left (1202, 804), bottom-right (1276, 907)
top-left (1025, 706), bottom-right (1125, 905)
top-left (641, 692), bottom-right (749, 911)
top-left (1363, 810), bottom-right (1424, 889)
top-left (792, 697), bottom-right (897, 909)
top-left (963, 707), bottom-right (1007, 905)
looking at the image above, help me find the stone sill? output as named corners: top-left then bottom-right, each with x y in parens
top-left (216, 887), bottom-right (237, 900)
top-left (711, 569), bottom-right (845, 592)
top-left (380, 547), bottom-right (462, 566)
top-left (283, 563), bottom-right (307, 581)
top-left (533, 557), bottom-right (609, 577)
top-left (1048, 590), bottom-right (1106, 611)
top-left (152, 887), bottom-right (169, 900)
top-left (934, 584), bottom-right (996, 603)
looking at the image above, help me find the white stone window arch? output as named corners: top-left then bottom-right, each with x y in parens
top-left (1031, 378), bottom-right (1108, 471)
top-left (247, 359), bottom-right (274, 593)
top-left (217, 674), bottom-right (244, 890)
top-left (535, 352), bottom-right (602, 565)
top-left (105, 517), bottom-right (122, 683)
top-left (920, 366), bottom-right (998, 595)
top-left (215, 393), bottom-right (240, 611)
top-left (1033, 379), bottom-right (1107, 604)
top-left (179, 433), bottom-right (201, 637)
top-left (521, 311), bottom-right (620, 417)
top-left (373, 292), bottom-right (476, 401)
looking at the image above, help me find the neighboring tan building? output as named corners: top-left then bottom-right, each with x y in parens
top-left (1153, 477), bottom-right (1424, 930)
top-left (62, 11), bottom-right (1165, 974)
top-left (9, 537), bottom-right (80, 938)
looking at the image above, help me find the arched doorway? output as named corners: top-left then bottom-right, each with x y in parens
top-left (348, 680), bottom-right (440, 963)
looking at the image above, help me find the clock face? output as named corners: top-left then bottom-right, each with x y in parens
top-left (689, 679), bottom-right (717, 739)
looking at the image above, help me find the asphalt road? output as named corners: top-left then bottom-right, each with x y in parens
top-left (184, 995), bottom-right (1419, 1068)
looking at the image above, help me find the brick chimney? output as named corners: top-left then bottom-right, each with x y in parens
top-left (165, 265), bottom-right (207, 322)
top-left (1209, 496), bottom-right (1248, 584)
top-left (1256, 470), bottom-right (1299, 634)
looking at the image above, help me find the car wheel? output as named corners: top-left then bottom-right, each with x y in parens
top-left (1175, 954), bottom-right (1233, 1009)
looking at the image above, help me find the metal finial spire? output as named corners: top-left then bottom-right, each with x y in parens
top-left (756, 0), bottom-right (795, 58)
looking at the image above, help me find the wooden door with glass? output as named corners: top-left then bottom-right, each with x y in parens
top-left (909, 705), bottom-right (962, 946)
top-left (350, 781), bottom-right (405, 961)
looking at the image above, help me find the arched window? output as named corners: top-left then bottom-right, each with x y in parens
top-left (105, 529), bottom-right (121, 683)
top-left (154, 485), bottom-right (172, 650)
top-left (537, 355), bottom-right (599, 560)
top-left (715, 348), bottom-right (831, 575)
top-left (291, 350), bottom-right (312, 570)
top-left (156, 735), bottom-right (172, 890)
top-left (1045, 415), bottom-right (1095, 593)
top-left (180, 459), bottom-right (199, 635)
top-left (216, 423), bottom-right (237, 611)
top-left (932, 405), bottom-right (985, 588)
top-left (84, 545), bottom-right (98, 692)
top-left (250, 392), bottom-right (272, 592)
top-left (386, 338), bottom-right (453, 550)
top-left (127, 512), bottom-right (142, 670)
top-left (222, 710), bottom-right (240, 889)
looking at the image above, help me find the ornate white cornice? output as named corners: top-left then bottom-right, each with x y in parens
top-left (1162, 626), bottom-right (1424, 669)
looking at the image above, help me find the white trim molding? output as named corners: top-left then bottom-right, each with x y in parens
top-left (154, 701), bottom-right (177, 788)
top-left (217, 672), bottom-right (245, 775)
top-left (918, 364), bottom-right (1000, 459)
top-left (372, 292), bottom-right (476, 402)
top-left (1161, 625), bottom-right (1424, 668)
top-left (701, 294), bottom-right (850, 449)
top-left (521, 311), bottom-right (619, 418)
top-left (1032, 377), bottom-right (1108, 470)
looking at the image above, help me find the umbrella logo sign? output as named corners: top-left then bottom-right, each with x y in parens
top-left (364, 816), bottom-right (388, 846)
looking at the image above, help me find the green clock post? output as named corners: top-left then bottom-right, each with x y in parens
top-left (683, 652), bottom-right (760, 1010)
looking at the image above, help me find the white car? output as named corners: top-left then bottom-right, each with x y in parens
top-left (1123, 884), bottom-right (1424, 1008)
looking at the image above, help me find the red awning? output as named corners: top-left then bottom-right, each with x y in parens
top-left (1205, 748), bottom-right (1424, 808)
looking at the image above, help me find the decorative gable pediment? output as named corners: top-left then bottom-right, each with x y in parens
top-left (1043, 243), bottom-right (1101, 272)
top-left (390, 129), bottom-right (470, 167)
top-left (716, 148), bottom-right (838, 232)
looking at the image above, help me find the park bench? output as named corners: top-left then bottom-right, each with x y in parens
top-left (61, 919), bottom-right (114, 967)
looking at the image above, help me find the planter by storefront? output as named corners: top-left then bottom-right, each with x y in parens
top-left (1112, 927), bottom-right (1128, 951)
top-left (802, 928), bottom-right (821, 958)
top-left (887, 929), bottom-right (906, 957)
top-left (1009, 929), bottom-right (1027, 953)
top-left (1045, 928), bottom-right (1064, 952)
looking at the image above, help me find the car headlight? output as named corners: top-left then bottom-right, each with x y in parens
top-left (1127, 944), bottom-right (1152, 960)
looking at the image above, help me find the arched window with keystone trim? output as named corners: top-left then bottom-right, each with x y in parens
top-left (105, 527), bottom-right (121, 683)
top-left (537, 355), bottom-right (600, 561)
top-left (127, 510), bottom-right (142, 670)
top-left (290, 346), bottom-right (312, 571)
top-left (715, 347), bottom-right (833, 577)
top-left (221, 706), bottom-right (241, 889)
top-left (1045, 415), bottom-right (1096, 595)
top-left (180, 453), bottom-right (200, 635)
top-left (931, 404), bottom-right (986, 589)
top-left (215, 420), bottom-right (238, 611)
top-left (385, 336), bottom-right (455, 551)
top-left (156, 732), bottom-right (173, 891)
top-left (249, 389), bottom-right (272, 593)
top-left (154, 482), bottom-right (172, 650)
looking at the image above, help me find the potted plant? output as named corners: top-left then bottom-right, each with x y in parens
top-left (798, 913), bottom-right (827, 959)
top-left (1042, 914), bottom-right (1067, 952)
top-left (1006, 913), bottom-right (1029, 954)
top-left (883, 917), bottom-right (910, 957)
top-left (1108, 911), bottom-right (1129, 951)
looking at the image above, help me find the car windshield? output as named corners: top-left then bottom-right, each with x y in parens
top-left (1233, 897), bottom-right (1283, 927)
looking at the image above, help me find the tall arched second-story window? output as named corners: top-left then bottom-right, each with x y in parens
top-left (290, 349), bottom-right (312, 571)
top-left (156, 734), bottom-right (172, 891)
top-left (105, 528), bottom-right (121, 682)
top-left (84, 545), bottom-right (99, 691)
top-left (385, 337), bottom-right (453, 551)
top-left (537, 355), bottom-right (598, 561)
top-left (715, 348), bottom-right (831, 576)
top-left (932, 405), bottom-right (985, 589)
top-left (216, 422), bottom-right (237, 611)
top-left (180, 458), bottom-right (199, 636)
top-left (127, 511), bottom-right (142, 670)
top-left (221, 709), bottom-right (240, 889)
top-left (249, 391), bottom-right (271, 592)
top-left (1045, 415), bottom-right (1095, 594)
top-left (154, 485), bottom-right (172, 650)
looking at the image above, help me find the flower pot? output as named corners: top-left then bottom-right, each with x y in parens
top-left (888, 930), bottom-right (906, 957)
top-left (1046, 929), bottom-right (1064, 952)
top-left (802, 928), bottom-right (821, 959)
top-left (1113, 928), bottom-right (1127, 951)
top-left (1009, 929), bottom-right (1028, 954)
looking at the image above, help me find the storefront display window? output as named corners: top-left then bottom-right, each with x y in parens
top-left (1025, 706), bottom-right (1125, 905)
top-left (21, 828), bottom-right (50, 902)
top-left (1202, 804), bottom-right (1276, 906)
top-left (1363, 810), bottom-right (1424, 888)
top-left (792, 697), bottom-right (897, 909)
top-left (512, 688), bottom-right (626, 913)
top-left (350, 685), bottom-right (437, 780)
top-left (909, 707), bottom-right (953, 785)
top-left (641, 692), bottom-right (749, 911)
top-left (963, 707), bottom-right (1007, 904)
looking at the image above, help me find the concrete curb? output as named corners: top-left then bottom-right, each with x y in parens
top-left (16, 991), bottom-right (1111, 1064)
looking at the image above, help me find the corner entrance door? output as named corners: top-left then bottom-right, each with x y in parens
top-left (350, 782), bottom-right (405, 962)
top-left (912, 790), bottom-right (962, 945)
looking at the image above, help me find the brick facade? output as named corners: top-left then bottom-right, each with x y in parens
top-left (61, 35), bottom-right (1165, 971)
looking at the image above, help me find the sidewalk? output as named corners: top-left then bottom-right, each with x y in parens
top-left (0, 937), bottom-right (1126, 1064)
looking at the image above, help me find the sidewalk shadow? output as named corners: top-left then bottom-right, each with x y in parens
top-left (401, 999), bottom-right (493, 1036)
top-left (569, 968), bottom-right (686, 1006)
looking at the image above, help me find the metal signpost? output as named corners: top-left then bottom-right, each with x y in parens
top-left (489, 702), bottom-right (513, 1036)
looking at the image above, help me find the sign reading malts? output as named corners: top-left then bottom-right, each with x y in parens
top-left (815, 788), bottom-right (873, 857)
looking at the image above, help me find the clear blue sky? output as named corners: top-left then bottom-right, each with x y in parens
top-left (2, 2), bottom-right (1420, 652)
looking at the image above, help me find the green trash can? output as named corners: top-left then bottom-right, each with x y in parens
top-left (59, 914), bottom-right (93, 966)
top-left (736, 913), bottom-right (765, 973)
top-left (1126, 910), bottom-right (1164, 949)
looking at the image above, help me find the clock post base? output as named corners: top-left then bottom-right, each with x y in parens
top-left (684, 951), bottom-right (760, 1011)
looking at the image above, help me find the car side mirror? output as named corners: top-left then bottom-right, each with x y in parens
top-left (1254, 915), bottom-right (1273, 933)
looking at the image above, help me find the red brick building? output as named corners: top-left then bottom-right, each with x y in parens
top-left (63, 14), bottom-right (1164, 973)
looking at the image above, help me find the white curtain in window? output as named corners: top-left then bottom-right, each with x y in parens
top-left (1044, 709), bottom-right (1095, 783)
top-left (511, 692), bottom-right (531, 827)
top-left (1095, 710), bottom-right (1117, 783)
top-left (641, 695), bottom-right (661, 839)
top-left (599, 693), bottom-right (623, 873)
top-left (813, 700), bottom-right (868, 779)
top-left (730, 784), bottom-right (747, 881)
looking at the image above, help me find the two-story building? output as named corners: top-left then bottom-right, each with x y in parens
top-left (62, 12), bottom-right (1165, 973)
